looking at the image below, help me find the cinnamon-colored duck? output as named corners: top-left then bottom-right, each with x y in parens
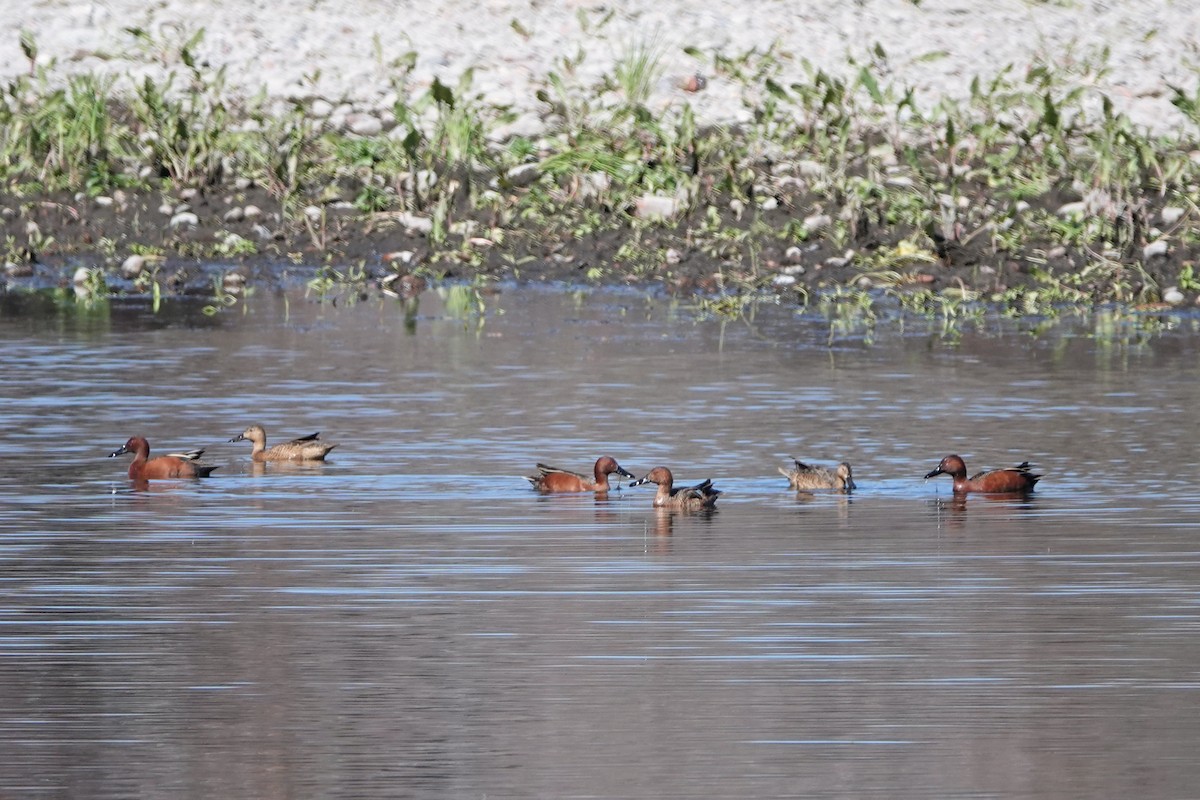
top-left (109, 436), bottom-right (219, 480)
top-left (629, 466), bottom-right (721, 511)
top-left (230, 425), bottom-right (337, 462)
top-left (779, 459), bottom-right (856, 492)
top-left (526, 456), bottom-right (635, 494)
top-left (924, 454), bottom-right (1040, 494)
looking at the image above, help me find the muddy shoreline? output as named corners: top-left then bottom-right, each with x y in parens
top-left (4, 2), bottom-right (1200, 322)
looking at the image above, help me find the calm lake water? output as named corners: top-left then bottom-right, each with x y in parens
top-left (1, 285), bottom-right (1199, 799)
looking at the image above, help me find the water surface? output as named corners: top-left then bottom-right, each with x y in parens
top-left (1, 288), bottom-right (1198, 798)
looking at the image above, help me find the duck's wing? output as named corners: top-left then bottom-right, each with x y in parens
top-left (285, 432), bottom-right (323, 445)
top-left (675, 478), bottom-right (715, 498)
top-left (166, 448), bottom-right (206, 461)
top-left (533, 463), bottom-right (589, 481)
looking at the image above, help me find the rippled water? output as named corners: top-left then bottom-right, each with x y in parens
top-left (2, 287), bottom-right (1199, 798)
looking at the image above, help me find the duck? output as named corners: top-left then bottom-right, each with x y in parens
top-left (778, 459), bottom-right (856, 492)
top-left (230, 425), bottom-right (337, 462)
top-left (629, 466), bottom-right (720, 511)
top-left (924, 454), bottom-right (1040, 494)
top-left (526, 456), bottom-right (635, 494)
top-left (109, 436), bottom-right (219, 480)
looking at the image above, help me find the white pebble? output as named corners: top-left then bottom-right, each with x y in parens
top-left (121, 255), bottom-right (146, 278)
top-left (634, 195), bottom-right (682, 220)
top-left (506, 163), bottom-right (541, 187)
top-left (1143, 240), bottom-right (1169, 260)
top-left (1160, 206), bottom-right (1185, 226)
top-left (803, 213), bottom-right (832, 232)
top-left (169, 211), bottom-right (199, 229)
top-left (346, 113), bottom-right (383, 136)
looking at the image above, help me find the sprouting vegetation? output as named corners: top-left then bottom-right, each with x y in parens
top-left (2, 24), bottom-right (1200, 340)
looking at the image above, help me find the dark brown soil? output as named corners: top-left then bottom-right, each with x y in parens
top-left (4, 183), bottom-right (1198, 312)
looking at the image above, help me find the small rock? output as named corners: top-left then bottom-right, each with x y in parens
top-left (395, 213), bottom-right (434, 233)
top-left (309, 98), bottom-right (334, 118)
top-left (576, 172), bottom-right (611, 201)
top-left (223, 207), bottom-right (245, 223)
top-left (784, 245), bottom-right (804, 264)
top-left (94, 196), bottom-right (114, 208)
top-left (1160, 206), bottom-right (1185, 226)
top-left (178, 188), bottom-right (198, 201)
top-left (158, 203), bottom-right (174, 215)
top-left (251, 224), bottom-right (273, 240)
top-left (121, 255), bottom-right (147, 278)
top-left (1057, 201), bottom-right (1086, 217)
top-left (664, 248), bottom-right (682, 265)
top-left (885, 175), bottom-right (914, 188)
top-left (796, 160), bottom-right (826, 179)
top-left (1047, 246), bottom-right (1068, 259)
top-left (1143, 240), bottom-right (1169, 260)
top-left (72, 266), bottom-right (90, 285)
top-left (488, 112), bottom-right (545, 142)
top-left (634, 195), bottom-right (682, 221)
top-left (1015, 201), bottom-right (1031, 213)
top-left (678, 73), bottom-right (707, 92)
top-left (759, 196), bottom-right (778, 211)
top-left (234, 177), bottom-right (253, 191)
top-left (803, 213), bottom-right (832, 232)
top-left (303, 205), bottom-right (322, 220)
top-left (346, 113), bottom-right (383, 136)
top-left (24, 221), bottom-right (39, 237)
top-left (1163, 286), bottom-right (1185, 305)
top-left (506, 163), bottom-right (542, 187)
top-left (782, 264), bottom-right (806, 276)
top-left (825, 256), bottom-right (851, 269)
top-left (414, 170), bottom-right (438, 195)
top-left (383, 250), bottom-right (416, 265)
top-left (169, 211), bottom-right (199, 229)
top-left (772, 274), bottom-right (796, 287)
top-left (243, 205), bottom-right (262, 220)
top-left (5, 261), bottom-right (33, 277)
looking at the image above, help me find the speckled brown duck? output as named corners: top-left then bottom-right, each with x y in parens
top-left (629, 466), bottom-right (721, 511)
top-left (230, 425), bottom-right (337, 462)
top-left (778, 460), bottom-right (856, 492)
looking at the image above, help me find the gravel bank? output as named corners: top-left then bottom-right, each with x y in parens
top-left (7, 0), bottom-right (1200, 134)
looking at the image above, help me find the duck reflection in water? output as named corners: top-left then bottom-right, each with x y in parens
top-left (643, 505), bottom-right (718, 546)
top-left (931, 491), bottom-right (1039, 530)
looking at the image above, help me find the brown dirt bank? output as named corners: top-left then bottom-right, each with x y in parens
top-left (5, 178), bottom-right (1198, 315)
